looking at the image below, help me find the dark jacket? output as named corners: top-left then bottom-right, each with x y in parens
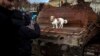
top-left (11, 10), bottom-right (40, 40)
top-left (11, 10), bottom-right (40, 56)
top-left (0, 6), bottom-right (17, 56)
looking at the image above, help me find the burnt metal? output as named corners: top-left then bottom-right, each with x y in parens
top-left (32, 3), bottom-right (98, 56)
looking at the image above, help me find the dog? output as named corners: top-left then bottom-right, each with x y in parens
top-left (50, 16), bottom-right (68, 29)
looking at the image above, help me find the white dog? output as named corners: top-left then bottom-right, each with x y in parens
top-left (50, 16), bottom-right (68, 29)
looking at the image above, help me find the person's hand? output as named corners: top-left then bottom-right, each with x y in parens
top-left (26, 21), bottom-right (37, 30)
top-left (31, 20), bottom-right (36, 25)
top-left (26, 25), bottom-right (34, 30)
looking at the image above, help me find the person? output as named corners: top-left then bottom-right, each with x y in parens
top-left (0, 0), bottom-right (41, 56)
top-left (11, 10), bottom-right (40, 56)
top-left (0, 0), bottom-right (16, 56)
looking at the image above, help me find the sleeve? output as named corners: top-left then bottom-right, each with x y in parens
top-left (18, 23), bottom-right (40, 40)
top-left (34, 23), bottom-right (40, 36)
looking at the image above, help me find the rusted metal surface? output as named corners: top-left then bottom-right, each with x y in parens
top-left (37, 3), bottom-right (97, 46)
top-left (84, 44), bottom-right (100, 56)
top-left (84, 31), bottom-right (100, 56)
top-left (32, 2), bottom-right (98, 56)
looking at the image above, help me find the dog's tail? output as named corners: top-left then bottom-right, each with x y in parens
top-left (64, 19), bottom-right (68, 24)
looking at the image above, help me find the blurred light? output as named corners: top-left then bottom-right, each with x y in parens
top-left (27, 0), bottom-right (49, 4)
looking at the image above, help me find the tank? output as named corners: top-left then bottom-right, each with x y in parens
top-left (32, 2), bottom-right (98, 56)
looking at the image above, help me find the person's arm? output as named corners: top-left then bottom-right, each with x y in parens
top-left (18, 23), bottom-right (40, 40)
top-left (34, 23), bottom-right (40, 36)
top-left (11, 10), bottom-right (40, 39)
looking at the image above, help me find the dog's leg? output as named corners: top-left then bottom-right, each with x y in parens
top-left (61, 24), bottom-right (63, 28)
top-left (59, 24), bottom-right (61, 28)
top-left (56, 23), bottom-right (58, 29)
top-left (60, 23), bottom-right (64, 28)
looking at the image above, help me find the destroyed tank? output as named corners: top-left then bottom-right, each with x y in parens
top-left (32, 2), bottom-right (98, 56)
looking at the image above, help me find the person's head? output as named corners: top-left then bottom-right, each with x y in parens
top-left (0, 0), bottom-right (15, 9)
